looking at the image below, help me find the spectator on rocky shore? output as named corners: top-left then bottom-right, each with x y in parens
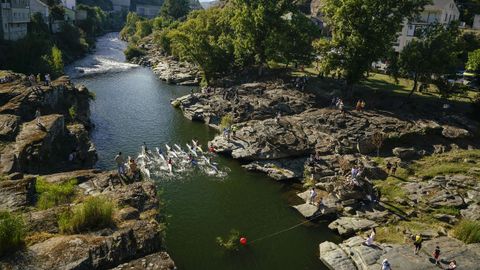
top-left (432, 246), bottom-right (441, 265)
top-left (114, 152), bottom-right (126, 176)
top-left (386, 161), bottom-right (392, 174)
top-left (381, 259), bottom-right (392, 270)
top-left (413, 234), bottom-right (423, 255)
top-left (309, 187), bottom-right (317, 205)
top-left (447, 260), bottom-right (456, 270)
top-left (365, 227), bottom-right (376, 246)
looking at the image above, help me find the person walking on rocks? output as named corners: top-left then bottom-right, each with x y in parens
top-left (381, 259), bottom-right (392, 270)
top-left (309, 187), bottom-right (317, 205)
top-left (413, 234), bottom-right (423, 255)
top-left (391, 162), bottom-right (398, 176)
top-left (115, 152), bottom-right (126, 176)
top-left (432, 246), bottom-right (441, 265)
top-left (45, 74), bottom-right (51, 86)
top-left (35, 109), bottom-right (41, 126)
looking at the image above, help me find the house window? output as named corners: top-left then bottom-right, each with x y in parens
top-left (407, 24), bottom-right (415, 36)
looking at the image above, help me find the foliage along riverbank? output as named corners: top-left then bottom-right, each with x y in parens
top-left (0, 72), bottom-right (175, 269)
top-left (0, 4), bottom-right (126, 79)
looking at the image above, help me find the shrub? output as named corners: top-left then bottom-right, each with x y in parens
top-left (453, 220), bottom-right (480, 244)
top-left (36, 178), bottom-right (77, 210)
top-left (220, 113), bottom-right (233, 129)
top-left (68, 105), bottom-right (77, 121)
top-left (59, 196), bottom-right (114, 234)
top-left (216, 229), bottom-right (240, 251)
top-left (0, 211), bottom-right (25, 256)
top-left (124, 45), bottom-right (145, 61)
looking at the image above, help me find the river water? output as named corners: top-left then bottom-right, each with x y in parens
top-left (67, 33), bottom-right (339, 270)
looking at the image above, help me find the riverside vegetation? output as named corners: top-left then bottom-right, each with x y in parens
top-left (119, 0), bottom-right (480, 269)
top-left (0, 73), bottom-right (175, 269)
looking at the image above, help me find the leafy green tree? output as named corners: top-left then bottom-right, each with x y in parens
top-left (135, 20), bottom-right (153, 39)
top-left (229, 0), bottom-right (318, 73)
top-left (319, 0), bottom-right (429, 91)
top-left (399, 23), bottom-right (461, 96)
top-left (168, 8), bottom-right (235, 84)
top-left (120, 12), bottom-right (142, 41)
top-left (50, 45), bottom-right (64, 77)
top-left (160, 0), bottom-right (191, 20)
top-left (467, 49), bottom-right (480, 72)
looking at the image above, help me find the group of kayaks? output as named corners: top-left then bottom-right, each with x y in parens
top-left (135, 140), bottom-right (227, 179)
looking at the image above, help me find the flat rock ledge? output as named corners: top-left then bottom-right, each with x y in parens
top-left (320, 236), bottom-right (480, 270)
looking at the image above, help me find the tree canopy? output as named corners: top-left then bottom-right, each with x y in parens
top-left (160, 0), bottom-right (190, 19)
top-left (318, 0), bottom-right (430, 89)
top-left (398, 23), bottom-right (461, 96)
top-left (467, 49), bottom-right (480, 72)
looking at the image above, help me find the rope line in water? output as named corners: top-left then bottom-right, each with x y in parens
top-left (249, 219), bottom-right (313, 244)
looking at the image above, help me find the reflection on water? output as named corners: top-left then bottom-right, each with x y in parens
top-left (67, 33), bottom-right (339, 270)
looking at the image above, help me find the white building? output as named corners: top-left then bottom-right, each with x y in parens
top-left (29, 0), bottom-right (48, 21)
top-left (135, 3), bottom-right (160, 18)
top-left (0, 0), bottom-right (30, 41)
top-left (61, 0), bottom-right (75, 10)
top-left (394, 0), bottom-right (460, 52)
top-left (473, 14), bottom-right (480, 30)
top-left (112, 0), bottom-right (130, 12)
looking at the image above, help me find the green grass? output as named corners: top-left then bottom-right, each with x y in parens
top-left (0, 211), bottom-right (25, 257)
top-left (375, 225), bottom-right (406, 244)
top-left (68, 106), bottom-right (77, 120)
top-left (433, 206), bottom-right (461, 216)
top-left (36, 178), bottom-right (77, 210)
top-left (453, 220), bottom-right (480, 244)
top-left (58, 196), bottom-right (114, 234)
top-left (374, 178), bottom-right (407, 202)
top-left (413, 150), bottom-right (480, 178)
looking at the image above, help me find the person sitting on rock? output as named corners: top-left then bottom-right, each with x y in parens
top-left (365, 227), bottom-right (376, 246)
top-left (114, 152), bottom-right (126, 176)
top-left (129, 158), bottom-right (140, 181)
top-left (447, 260), bottom-right (456, 270)
top-left (356, 100), bottom-right (362, 111)
top-left (381, 259), bottom-right (392, 270)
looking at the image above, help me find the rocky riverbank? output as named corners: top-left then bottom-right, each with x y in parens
top-left (172, 79), bottom-right (480, 269)
top-left (129, 36), bottom-right (200, 86)
top-left (0, 71), bottom-right (175, 269)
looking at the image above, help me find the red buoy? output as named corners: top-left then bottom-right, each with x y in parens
top-left (240, 237), bottom-right (247, 246)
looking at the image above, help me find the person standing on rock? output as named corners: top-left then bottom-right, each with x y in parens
top-left (391, 162), bottom-right (398, 176)
top-left (35, 109), bottom-right (41, 126)
top-left (386, 161), bottom-right (392, 175)
top-left (309, 187), bottom-right (317, 205)
top-left (115, 152), bottom-right (126, 176)
top-left (45, 74), bottom-right (51, 86)
top-left (381, 259), bottom-right (392, 270)
top-left (413, 234), bottom-right (423, 255)
top-left (432, 246), bottom-right (441, 265)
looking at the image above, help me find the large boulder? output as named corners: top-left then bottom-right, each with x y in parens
top-left (0, 177), bottom-right (35, 211)
top-left (0, 114), bottom-right (19, 140)
top-left (319, 241), bottom-right (357, 270)
top-left (392, 147), bottom-right (416, 160)
top-left (442, 125), bottom-right (470, 139)
top-left (328, 217), bottom-right (377, 236)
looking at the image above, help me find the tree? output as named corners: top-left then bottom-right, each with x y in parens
top-left (398, 23), bottom-right (461, 97)
top-left (319, 0), bottom-right (429, 91)
top-left (50, 45), bottom-right (64, 77)
top-left (168, 8), bottom-right (235, 85)
top-left (467, 49), bottom-right (480, 72)
top-left (160, 0), bottom-right (191, 20)
top-left (229, 0), bottom-right (318, 72)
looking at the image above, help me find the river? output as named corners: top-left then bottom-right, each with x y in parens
top-left (67, 33), bottom-right (340, 270)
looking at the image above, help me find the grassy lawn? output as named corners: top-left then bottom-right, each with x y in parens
top-left (413, 149), bottom-right (480, 178)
